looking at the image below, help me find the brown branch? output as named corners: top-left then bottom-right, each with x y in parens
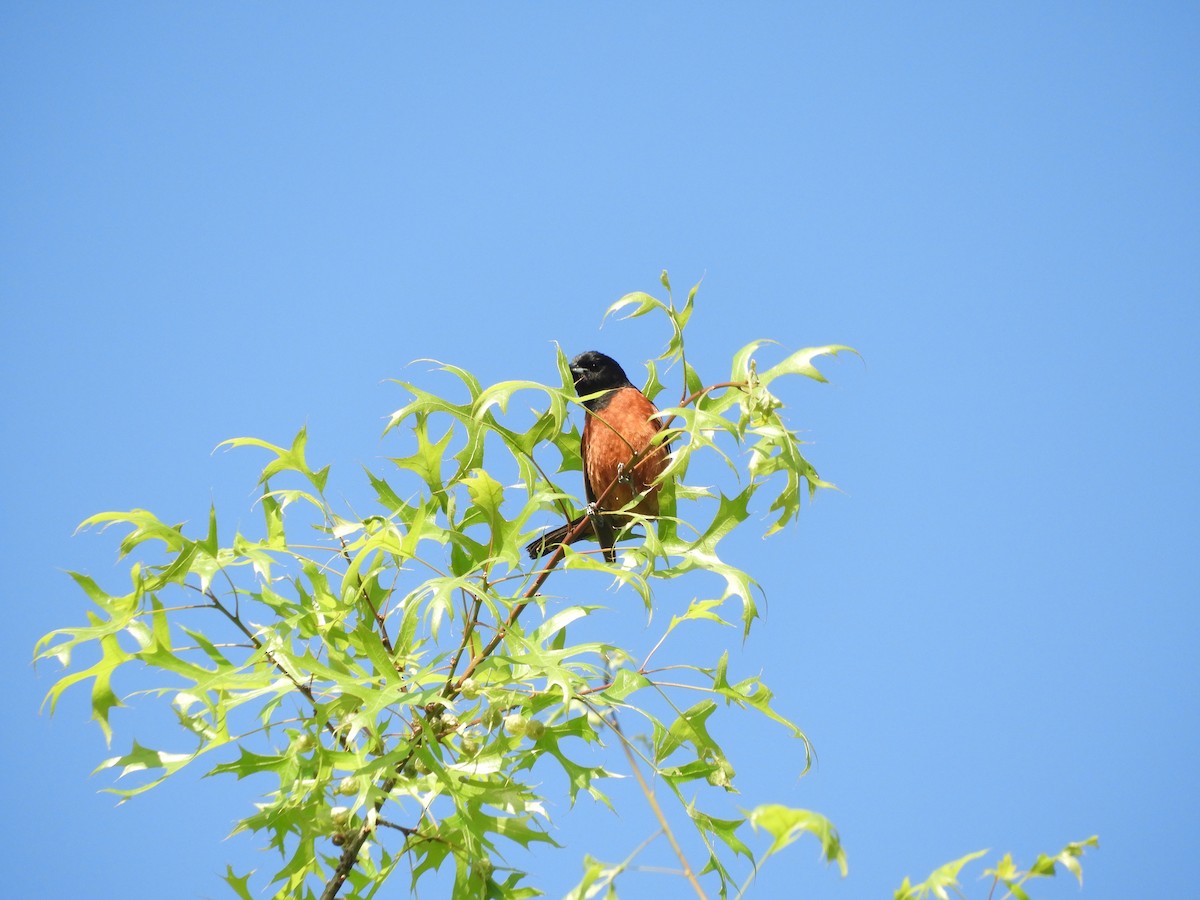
top-left (443, 593), bottom-right (484, 693)
top-left (322, 820), bottom-right (375, 899)
top-left (610, 711), bottom-right (707, 899)
top-left (446, 381), bottom-right (733, 693)
top-left (326, 376), bottom-right (751, 895)
top-left (375, 817), bottom-right (417, 835)
top-left (320, 758), bottom-right (412, 899)
top-left (447, 513), bottom-right (587, 692)
top-left (195, 584), bottom-right (352, 748)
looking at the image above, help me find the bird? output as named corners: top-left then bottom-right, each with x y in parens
top-left (525, 351), bottom-right (670, 563)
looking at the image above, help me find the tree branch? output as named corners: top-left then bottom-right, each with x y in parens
top-left (328, 375), bottom-right (753, 895)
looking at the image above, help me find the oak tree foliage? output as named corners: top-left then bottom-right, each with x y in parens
top-left (37, 275), bottom-right (1094, 899)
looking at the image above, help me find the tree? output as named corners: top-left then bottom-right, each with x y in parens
top-left (37, 274), bottom-right (1094, 899)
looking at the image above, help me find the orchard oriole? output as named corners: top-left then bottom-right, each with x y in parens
top-left (525, 351), bottom-right (669, 562)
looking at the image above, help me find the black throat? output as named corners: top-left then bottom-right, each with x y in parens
top-left (581, 387), bottom-right (622, 415)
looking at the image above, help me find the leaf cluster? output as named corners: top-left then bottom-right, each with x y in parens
top-left (35, 273), bottom-right (1094, 900)
top-left (895, 836), bottom-right (1100, 900)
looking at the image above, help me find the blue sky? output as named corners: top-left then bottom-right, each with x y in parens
top-left (3, 4), bottom-right (1197, 898)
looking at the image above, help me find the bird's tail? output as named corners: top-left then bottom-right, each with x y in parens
top-left (524, 515), bottom-right (592, 559)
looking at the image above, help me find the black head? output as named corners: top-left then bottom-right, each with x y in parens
top-left (570, 351), bottom-right (633, 408)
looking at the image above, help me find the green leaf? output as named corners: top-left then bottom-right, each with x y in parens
top-left (657, 488), bottom-right (761, 636)
top-left (77, 508), bottom-right (190, 558)
top-left (473, 378), bottom-right (554, 417)
top-left (261, 491), bottom-right (285, 548)
top-left (221, 866), bottom-right (255, 900)
top-left (602, 668), bottom-right (652, 703)
top-left (97, 739), bottom-right (198, 797)
top-left (730, 339), bottom-right (780, 383)
top-left (427, 359), bottom-right (483, 401)
top-left (695, 814), bottom-right (750, 860)
top-left (757, 344), bottom-right (857, 387)
top-left (711, 653), bottom-right (812, 768)
top-left (669, 598), bottom-right (734, 631)
top-left (749, 804), bottom-right (847, 877)
top-left (565, 854), bottom-right (622, 900)
top-left (603, 290), bottom-right (666, 323)
top-left (42, 629), bottom-right (130, 744)
top-left (389, 413), bottom-right (454, 496)
top-left (895, 848), bottom-right (988, 900)
top-left (654, 699), bottom-right (719, 764)
top-left (463, 467), bottom-right (505, 534)
top-left (208, 746), bottom-right (291, 781)
top-left (542, 737), bottom-right (617, 807)
top-left (219, 425), bottom-right (329, 492)
top-left (1029, 835), bottom-right (1099, 885)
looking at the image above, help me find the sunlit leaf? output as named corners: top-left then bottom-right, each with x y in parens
top-left (748, 804), bottom-right (847, 877)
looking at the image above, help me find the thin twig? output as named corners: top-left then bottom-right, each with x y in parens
top-left (450, 378), bottom-right (731, 691)
top-left (610, 711), bottom-right (707, 900)
top-left (376, 817), bottom-right (417, 835)
top-left (326, 376), bottom-right (747, 895)
top-left (199, 585), bottom-right (352, 748)
top-left (444, 593), bottom-right (484, 692)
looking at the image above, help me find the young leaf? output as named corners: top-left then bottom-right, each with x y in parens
top-left (748, 804), bottom-right (847, 877)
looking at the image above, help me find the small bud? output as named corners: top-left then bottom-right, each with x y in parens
top-left (706, 758), bottom-right (736, 789)
top-left (480, 707), bottom-right (503, 731)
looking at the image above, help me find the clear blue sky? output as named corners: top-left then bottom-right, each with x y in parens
top-left (3, 4), bottom-right (1197, 898)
